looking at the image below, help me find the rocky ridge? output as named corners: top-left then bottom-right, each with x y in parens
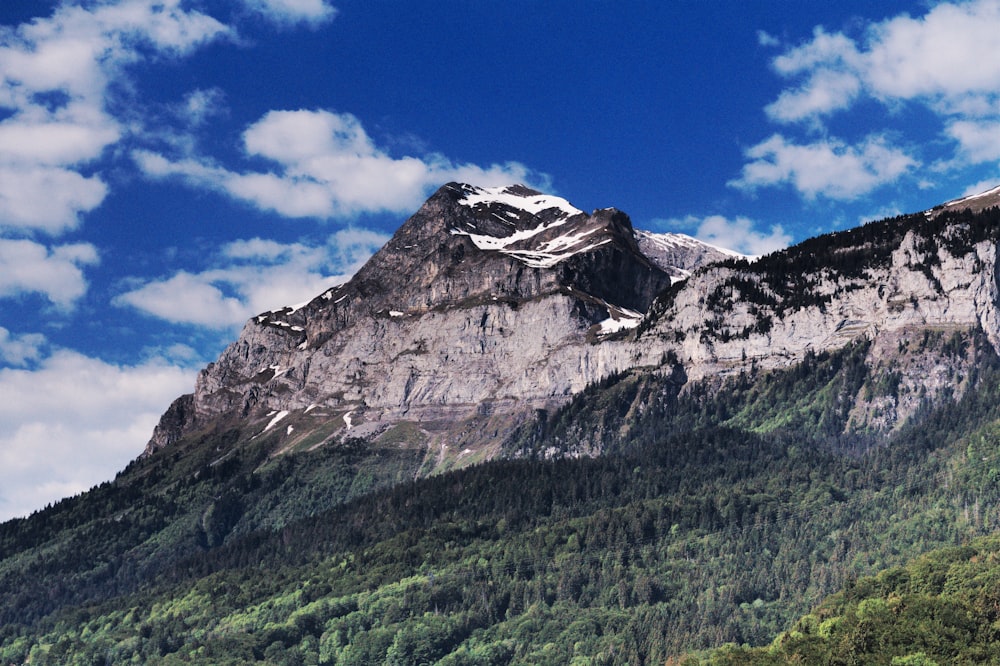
top-left (147, 182), bottom-right (1000, 465)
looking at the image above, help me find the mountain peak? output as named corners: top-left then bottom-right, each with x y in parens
top-left (454, 183), bottom-right (583, 220)
top-left (442, 182), bottom-right (628, 269)
top-left (145, 182), bottom-right (688, 456)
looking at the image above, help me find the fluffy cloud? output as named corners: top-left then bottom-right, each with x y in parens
top-left (0, 329), bottom-right (46, 367)
top-left (135, 109), bottom-right (545, 219)
top-left (947, 120), bottom-right (1000, 164)
top-left (750, 0), bottom-right (1000, 201)
top-left (766, 28), bottom-right (862, 123)
top-left (244, 0), bottom-right (337, 27)
top-left (767, 1), bottom-right (1000, 123)
top-left (0, 350), bottom-right (197, 521)
top-left (863, 1), bottom-right (1000, 108)
top-left (114, 228), bottom-right (389, 328)
top-left (0, 166), bottom-right (109, 234)
top-left (0, 239), bottom-right (99, 308)
top-left (731, 134), bottom-right (916, 200)
top-left (0, 0), bottom-right (232, 232)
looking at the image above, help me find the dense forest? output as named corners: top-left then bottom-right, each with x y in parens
top-left (688, 535), bottom-right (1000, 665)
top-left (4, 319), bottom-right (1000, 663)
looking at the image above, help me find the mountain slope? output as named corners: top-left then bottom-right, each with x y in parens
top-left (3, 185), bottom-right (1000, 664)
top-left (693, 534), bottom-right (1000, 665)
top-left (6, 333), bottom-right (1000, 663)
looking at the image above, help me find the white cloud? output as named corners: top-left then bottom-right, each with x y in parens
top-left (766, 2), bottom-right (1000, 122)
top-left (114, 271), bottom-right (250, 327)
top-left (135, 109), bottom-right (545, 219)
top-left (947, 119), bottom-right (1000, 164)
top-left (750, 1), bottom-right (1000, 200)
top-left (765, 68), bottom-right (861, 124)
top-left (756, 30), bottom-right (780, 48)
top-left (114, 229), bottom-right (389, 328)
top-left (243, 0), bottom-right (337, 27)
top-left (0, 115), bottom-right (120, 167)
top-left (0, 349), bottom-right (196, 521)
top-left (730, 134), bottom-right (916, 200)
top-left (863, 1), bottom-right (1000, 106)
top-left (663, 214), bottom-right (791, 256)
top-left (0, 239), bottom-right (99, 308)
top-left (179, 88), bottom-right (227, 127)
top-left (766, 27), bottom-right (862, 123)
top-left (0, 328), bottom-right (46, 367)
top-left (0, 0), bottom-right (232, 232)
top-left (0, 166), bottom-right (109, 234)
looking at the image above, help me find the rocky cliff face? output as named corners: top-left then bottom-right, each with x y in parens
top-left (639, 203), bottom-right (1000, 429)
top-left (146, 184), bottom-right (687, 457)
top-left (147, 182), bottom-right (1000, 462)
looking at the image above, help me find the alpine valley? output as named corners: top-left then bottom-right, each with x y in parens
top-left (5, 183), bottom-right (1000, 664)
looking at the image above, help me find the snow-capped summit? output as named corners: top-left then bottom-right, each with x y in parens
top-left (456, 183), bottom-right (583, 220)
top-left (447, 183), bottom-right (617, 269)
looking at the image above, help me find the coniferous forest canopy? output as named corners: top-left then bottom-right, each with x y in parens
top-left (4, 208), bottom-right (1000, 663)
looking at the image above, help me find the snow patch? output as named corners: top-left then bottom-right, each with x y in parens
top-left (343, 411), bottom-right (353, 429)
top-left (953, 183), bottom-right (1000, 205)
top-left (450, 217), bottom-right (569, 251)
top-left (501, 238), bottom-right (614, 268)
top-left (670, 269), bottom-right (693, 284)
top-left (595, 306), bottom-right (644, 336)
top-left (451, 220), bottom-right (614, 268)
top-left (264, 410), bottom-right (289, 432)
top-left (389, 310), bottom-right (404, 317)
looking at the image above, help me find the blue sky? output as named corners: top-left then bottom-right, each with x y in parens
top-left (1, 0), bottom-right (999, 520)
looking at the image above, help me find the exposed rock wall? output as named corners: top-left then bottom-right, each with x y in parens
top-left (146, 184), bottom-right (1000, 457)
top-left (146, 184), bottom-right (673, 454)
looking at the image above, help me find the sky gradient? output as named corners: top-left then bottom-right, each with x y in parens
top-left (2, 0), bottom-right (1000, 520)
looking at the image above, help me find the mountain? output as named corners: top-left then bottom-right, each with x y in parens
top-left (148, 181), bottom-right (1000, 466)
top-left (3, 183), bottom-right (1000, 664)
top-left (634, 228), bottom-right (746, 282)
top-left (145, 183), bottom-right (735, 469)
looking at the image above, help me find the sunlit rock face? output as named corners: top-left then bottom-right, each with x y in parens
top-left (147, 182), bottom-right (1000, 458)
top-left (146, 183), bottom-right (693, 454)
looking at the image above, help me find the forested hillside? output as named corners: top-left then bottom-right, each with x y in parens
top-left (6, 328), bottom-right (1000, 663)
top-left (692, 535), bottom-right (1000, 665)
